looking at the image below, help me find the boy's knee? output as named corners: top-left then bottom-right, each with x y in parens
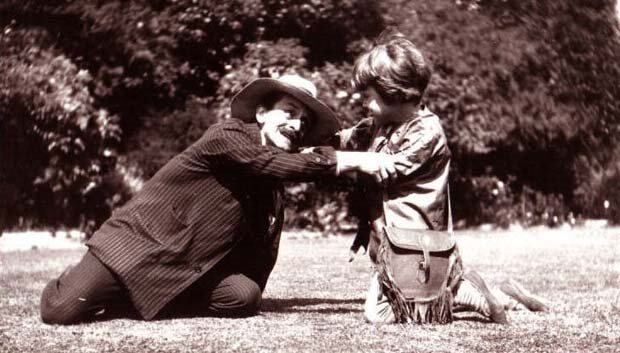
top-left (363, 273), bottom-right (395, 324)
top-left (364, 302), bottom-right (396, 324)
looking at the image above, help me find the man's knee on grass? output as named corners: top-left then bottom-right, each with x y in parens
top-left (40, 280), bottom-right (85, 325)
top-left (228, 282), bottom-right (261, 317)
top-left (208, 274), bottom-right (262, 317)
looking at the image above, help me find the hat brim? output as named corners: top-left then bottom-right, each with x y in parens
top-left (231, 78), bottom-right (340, 146)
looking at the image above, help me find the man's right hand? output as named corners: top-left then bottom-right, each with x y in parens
top-left (335, 151), bottom-right (412, 184)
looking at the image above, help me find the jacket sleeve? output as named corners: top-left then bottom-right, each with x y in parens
top-left (387, 123), bottom-right (450, 184)
top-left (335, 117), bottom-right (374, 151)
top-left (197, 122), bottom-right (337, 180)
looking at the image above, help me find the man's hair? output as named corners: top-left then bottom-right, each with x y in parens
top-left (260, 91), bottom-right (288, 110)
top-left (352, 29), bottom-right (431, 105)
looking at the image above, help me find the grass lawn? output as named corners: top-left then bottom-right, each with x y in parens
top-left (1, 227), bottom-right (619, 353)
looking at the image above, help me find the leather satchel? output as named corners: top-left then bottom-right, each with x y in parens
top-left (377, 185), bottom-right (458, 324)
top-left (382, 227), bottom-right (455, 301)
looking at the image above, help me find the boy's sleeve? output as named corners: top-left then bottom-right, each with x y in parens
top-left (389, 124), bottom-right (449, 180)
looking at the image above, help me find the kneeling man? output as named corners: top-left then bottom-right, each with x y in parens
top-left (41, 74), bottom-right (408, 324)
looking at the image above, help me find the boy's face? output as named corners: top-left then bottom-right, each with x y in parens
top-left (364, 87), bottom-right (398, 126)
top-left (257, 95), bottom-right (311, 151)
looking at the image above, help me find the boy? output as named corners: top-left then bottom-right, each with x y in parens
top-left (337, 30), bottom-right (548, 323)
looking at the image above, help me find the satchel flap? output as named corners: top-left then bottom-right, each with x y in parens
top-left (383, 226), bottom-right (455, 252)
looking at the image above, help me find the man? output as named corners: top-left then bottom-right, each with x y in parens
top-left (40, 74), bottom-right (409, 324)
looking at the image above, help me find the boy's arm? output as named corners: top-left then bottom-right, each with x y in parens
top-left (388, 127), bottom-right (449, 182)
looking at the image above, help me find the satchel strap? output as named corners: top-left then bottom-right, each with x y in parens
top-left (447, 183), bottom-right (453, 235)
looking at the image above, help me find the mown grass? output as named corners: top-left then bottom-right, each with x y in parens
top-left (1, 228), bottom-right (619, 353)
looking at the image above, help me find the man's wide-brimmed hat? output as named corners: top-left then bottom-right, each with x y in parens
top-left (231, 75), bottom-right (340, 146)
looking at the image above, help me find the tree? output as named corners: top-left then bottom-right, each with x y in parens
top-left (0, 27), bottom-right (122, 232)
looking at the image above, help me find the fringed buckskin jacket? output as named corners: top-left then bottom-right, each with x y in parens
top-left (337, 106), bottom-right (451, 257)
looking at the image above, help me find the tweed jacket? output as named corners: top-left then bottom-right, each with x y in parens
top-left (87, 118), bottom-right (337, 320)
top-left (338, 106), bottom-right (451, 231)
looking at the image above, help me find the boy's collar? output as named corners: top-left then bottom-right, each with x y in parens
top-left (375, 104), bottom-right (426, 128)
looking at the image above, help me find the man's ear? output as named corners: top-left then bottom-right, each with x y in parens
top-left (255, 107), bottom-right (267, 124)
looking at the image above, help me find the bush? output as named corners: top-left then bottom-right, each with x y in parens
top-left (283, 181), bottom-right (356, 234)
top-left (455, 174), bottom-right (571, 228)
top-left (0, 0), bottom-right (383, 231)
top-left (0, 28), bottom-right (121, 232)
top-left (3, 0), bottom-right (619, 230)
top-left (390, 0), bottom-right (620, 227)
top-left (573, 149), bottom-right (620, 225)
top-left (0, 0), bottom-right (382, 157)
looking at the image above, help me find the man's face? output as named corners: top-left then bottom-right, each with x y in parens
top-left (258, 95), bottom-right (311, 151)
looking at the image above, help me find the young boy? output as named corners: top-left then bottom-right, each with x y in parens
top-left (336, 30), bottom-right (548, 323)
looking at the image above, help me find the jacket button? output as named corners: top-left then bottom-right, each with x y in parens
top-left (315, 157), bottom-right (321, 162)
top-left (193, 266), bottom-right (201, 273)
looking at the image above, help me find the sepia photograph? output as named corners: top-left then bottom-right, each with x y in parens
top-left (1, 1), bottom-right (618, 352)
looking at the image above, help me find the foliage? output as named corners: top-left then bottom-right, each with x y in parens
top-left (2, 0), bottom-right (620, 231)
top-left (573, 147), bottom-right (620, 224)
top-left (0, 0), bottom-right (382, 232)
top-left (455, 174), bottom-right (570, 228)
top-left (283, 182), bottom-right (355, 234)
top-left (389, 0), bottom-right (620, 226)
top-left (0, 27), bottom-right (122, 232)
top-left (0, 0), bottom-right (382, 154)
top-left (260, 0), bottom-right (383, 63)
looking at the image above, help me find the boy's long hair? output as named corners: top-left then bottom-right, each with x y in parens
top-left (352, 28), bottom-right (431, 105)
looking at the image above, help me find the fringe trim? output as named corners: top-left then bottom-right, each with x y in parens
top-left (377, 238), bottom-right (454, 324)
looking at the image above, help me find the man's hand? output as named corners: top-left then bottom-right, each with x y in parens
top-left (348, 219), bottom-right (371, 262)
top-left (335, 151), bottom-right (412, 184)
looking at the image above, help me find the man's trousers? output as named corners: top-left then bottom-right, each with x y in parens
top-left (40, 250), bottom-right (262, 324)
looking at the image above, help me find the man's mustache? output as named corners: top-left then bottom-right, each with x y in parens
top-left (278, 127), bottom-right (300, 142)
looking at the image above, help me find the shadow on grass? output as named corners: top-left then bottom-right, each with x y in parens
top-left (261, 297), bottom-right (365, 313)
top-left (261, 299), bottom-right (498, 320)
top-left (452, 312), bottom-right (495, 324)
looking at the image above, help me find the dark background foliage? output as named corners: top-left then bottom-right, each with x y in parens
top-left (1, 0), bottom-right (619, 234)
